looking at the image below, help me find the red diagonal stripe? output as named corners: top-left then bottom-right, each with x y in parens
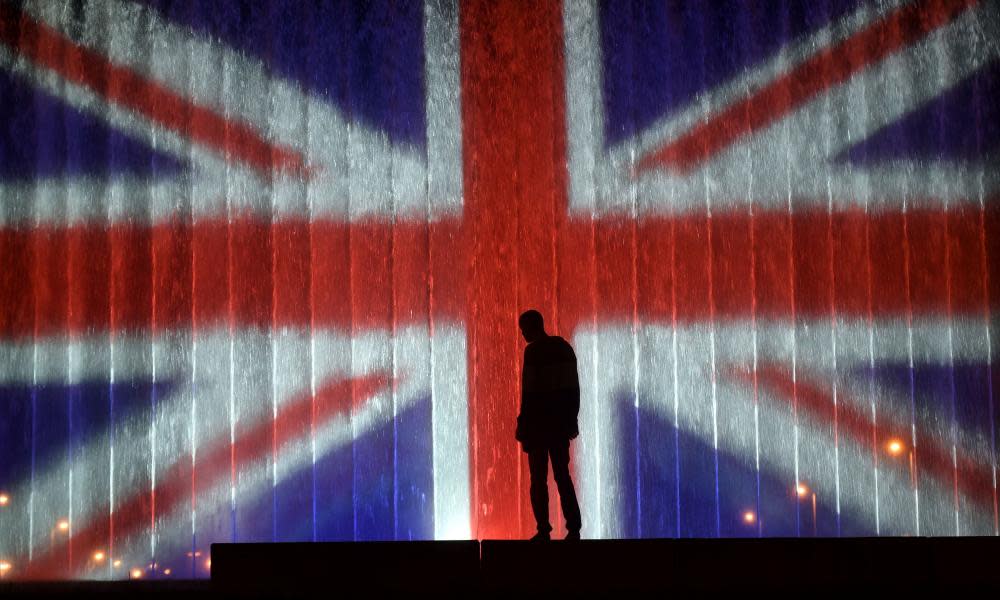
top-left (0, 5), bottom-right (308, 176)
top-left (732, 363), bottom-right (996, 512)
top-left (634, 0), bottom-right (978, 175)
top-left (21, 371), bottom-right (392, 580)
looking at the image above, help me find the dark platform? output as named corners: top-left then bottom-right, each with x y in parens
top-left (211, 540), bottom-right (480, 595)
top-left (211, 536), bottom-right (1000, 595)
top-left (3, 537), bottom-right (998, 597)
top-left (481, 537), bottom-right (1000, 593)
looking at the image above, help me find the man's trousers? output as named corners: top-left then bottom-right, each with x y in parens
top-left (526, 439), bottom-right (582, 534)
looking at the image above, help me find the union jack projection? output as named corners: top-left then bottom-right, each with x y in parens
top-left (0, 0), bottom-right (998, 581)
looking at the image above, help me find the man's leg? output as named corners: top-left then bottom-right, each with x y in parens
top-left (526, 447), bottom-right (552, 535)
top-left (549, 440), bottom-right (582, 534)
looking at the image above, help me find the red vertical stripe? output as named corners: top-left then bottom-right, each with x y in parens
top-left (461, 0), bottom-right (568, 539)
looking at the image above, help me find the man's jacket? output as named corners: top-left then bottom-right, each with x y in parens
top-left (516, 335), bottom-right (580, 450)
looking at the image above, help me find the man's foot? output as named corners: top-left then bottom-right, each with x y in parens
top-left (529, 531), bottom-right (551, 542)
top-left (565, 530), bottom-right (581, 541)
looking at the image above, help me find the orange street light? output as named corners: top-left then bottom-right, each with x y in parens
top-left (887, 438), bottom-right (905, 456)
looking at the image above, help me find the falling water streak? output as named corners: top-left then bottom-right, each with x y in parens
top-left (29, 340), bottom-right (38, 561)
top-left (692, 9), bottom-right (721, 539)
top-left (668, 186), bottom-right (681, 539)
top-left (108, 235), bottom-right (116, 579)
top-left (145, 6), bottom-right (159, 566)
top-left (61, 7), bottom-right (75, 567)
top-left (901, 193), bottom-right (920, 535)
top-left (105, 1), bottom-right (119, 575)
top-left (942, 155), bottom-right (961, 536)
top-left (929, 17), bottom-right (962, 536)
top-left (190, 233), bottom-right (199, 571)
top-left (67, 345), bottom-right (74, 571)
top-left (181, 17), bottom-right (198, 574)
top-left (820, 22), bottom-right (842, 534)
top-left (267, 38), bottom-right (280, 543)
top-left (853, 30), bottom-right (880, 535)
top-left (629, 128), bottom-right (641, 539)
top-left (224, 67), bottom-right (238, 541)
top-left (423, 14), bottom-right (437, 536)
top-left (150, 340), bottom-right (159, 565)
top-left (773, 36), bottom-right (801, 535)
top-left (826, 182), bottom-right (842, 536)
top-left (309, 319), bottom-right (318, 543)
top-left (973, 109), bottom-right (998, 534)
top-left (109, 347), bottom-right (117, 578)
top-left (550, 13), bottom-right (564, 536)
top-left (389, 114), bottom-right (399, 543)
top-left (512, 91), bottom-right (522, 539)
top-left (347, 106), bottom-right (359, 542)
top-left (270, 223), bottom-right (279, 544)
top-left (973, 8), bottom-right (997, 535)
top-left (590, 262), bottom-right (602, 538)
top-left (228, 287), bottom-right (237, 543)
top-left (783, 106), bottom-right (801, 539)
top-left (748, 146), bottom-right (762, 538)
top-left (306, 69), bottom-right (318, 543)
top-left (868, 320), bottom-right (880, 535)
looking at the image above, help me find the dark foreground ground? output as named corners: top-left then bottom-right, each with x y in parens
top-left (4, 536), bottom-right (999, 597)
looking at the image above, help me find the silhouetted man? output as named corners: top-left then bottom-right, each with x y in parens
top-left (515, 309), bottom-right (582, 541)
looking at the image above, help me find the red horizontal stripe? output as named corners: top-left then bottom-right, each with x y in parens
top-left (0, 5), bottom-right (308, 176)
top-left (634, 0), bottom-right (978, 174)
top-left (0, 205), bottom-right (993, 340)
top-left (22, 372), bottom-right (392, 579)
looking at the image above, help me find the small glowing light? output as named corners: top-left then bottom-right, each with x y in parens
top-left (57, 519), bottom-right (70, 532)
top-left (113, 560), bottom-right (122, 568)
top-left (887, 439), bottom-right (905, 456)
top-left (0, 493), bottom-right (9, 506)
top-left (130, 568), bottom-right (143, 579)
top-left (163, 568), bottom-right (172, 576)
top-left (205, 558), bottom-right (211, 570)
top-left (743, 511), bottom-right (756, 524)
top-left (92, 551), bottom-right (106, 562)
top-left (0, 561), bottom-right (12, 574)
top-left (188, 550), bottom-right (202, 558)
top-left (796, 484), bottom-right (809, 498)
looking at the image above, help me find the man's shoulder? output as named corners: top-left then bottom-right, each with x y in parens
top-left (549, 335), bottom-right (575, 356)
top-left (526, 335), bottom-right (575, 362)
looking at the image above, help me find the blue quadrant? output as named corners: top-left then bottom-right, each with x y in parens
top-left (600, 0), bottom-right (862, 146)
top-left (0, 69), bottom-right (186, 181)
top-left (0, 379), bottom-right (177, 490)
top-left (614, 397), bottom-right (857, 539)
top-left (838, 61), bottom-right (1000, 163)
top-left (141, 0), bottom-right (427, 149)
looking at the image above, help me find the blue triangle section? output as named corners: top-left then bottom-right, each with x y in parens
top-left (140, 0), bottom-right (427, 150)
top-left (0, 69), bottom-right (187, 181)
top-left (837, 61), bottom-right (1000, 164)
top-left (0, 379), bottom-right (178, 491)
top-left (600, 0), bottom-right (864, 146)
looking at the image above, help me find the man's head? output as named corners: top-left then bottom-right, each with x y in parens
top-left (518, 309), bottom-right (546, 343)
